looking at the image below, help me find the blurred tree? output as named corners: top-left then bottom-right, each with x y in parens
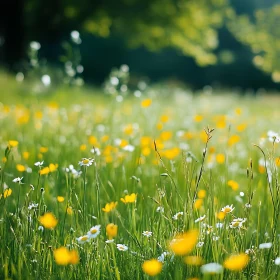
top-left (0, 0), bottom-right (24, 70)
top-left (24, 0), bottom-right (231, 66)
top-left (228, 4), bottom-right (280, 83)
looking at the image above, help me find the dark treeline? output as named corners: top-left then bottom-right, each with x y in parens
top-left (0, 0), bottom-right (279, 90)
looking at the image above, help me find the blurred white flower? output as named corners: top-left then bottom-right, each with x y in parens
top-left (201, 263), bottom-right (223, 274)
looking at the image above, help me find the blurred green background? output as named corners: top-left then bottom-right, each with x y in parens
top-left (1, 0), bottom-right (280, 90)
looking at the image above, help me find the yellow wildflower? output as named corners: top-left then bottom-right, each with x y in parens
top-left (80, 144), bottom-right (87, 151)
top-left (217, 211), bottom-right (226, 220)
top-left (88, 135), bottom-right (98, 146)
top-left (235, 108), bottom-right (242, 115)
top-left (102, 202), bottom-right (118, 213)
top-left (0, 188), bottom-right (12, 199)
top-left (142, 259), bottom-right (162, 276)
top-left (123, 124), bottom-right (134, 135)
top-left (39, 212), bottom-right (58, 229)
top-left (67, 206), bottom-right (73, 215)
top-left (236, 124), bottom-right (247, 132)
top-left (157, 122), bottom-right (163, 130)
top-left (227, 180), bottom-right (239, 191)
top-left (53, 247), bottom-right (79, 265)
top-left (106, 223), bottom-right (118, 239)
top-left (22, 152), bottom-right (30, 160)
top-left (198, 190), bottom-right (206, 199)
top-left (223, 253), bottom-right (249, 271)
top-left (228, 135), bottom-right (240, 146)
top-left (141, 99), bottom-right (152, 108)
top-left (40, 167), bottom-right (50, 175)
top-left (169, 229), bottom-right (199, 256)
top-left (194, 199), bottom-right (203, 210)
top-left (160, 115), bottom-right (169, 123)
top-left (160, 131), bottom-right (172, 141)
top-left (194, 115), bottom-right (203, 122)
top-left (120, 193), bottom-right (137, 204)
top-left (216, 154), bottom-right (225, 164)
top-left (40, 147), bottom-right (48, 153)
top-left (8, 140), bottom-right (19, 148)
top-left (49, 163), bottom-right (58, 172)
top-left (162, 147), bottom-right (180, 160)
top-left (57, 196), bottom-right (65, 203)
top-left (16, 164), bottom-right (26, 172)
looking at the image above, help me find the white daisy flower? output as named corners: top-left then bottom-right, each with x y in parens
top-left (142, 231), bottom-right (152, 237)
top-left (78, 158), bottom-right (94, 167)
top-left (229, 218), bottom-right (246, 229)
top-left (90, 148), bottom-right (101, 156)
top-left (38, 226), bottom-right (44, 231)
top-left (275, 257), bottom-right (280, 265)
top-left (158, 252), bottom-right (169, 263)
top-left (197, 242), bottom-right (204, 248)
top-left (34, 161), bottom-right (44, 167)
top-left (259, 242), bottom-right (272, 249)
top-left (201, 263), bottom-right (223, 274)
top-left (105, 239), bottom-right (114, 244)
top-left (156, 206), bottom-right (164, 213)
top-left (28, 202), bottom-right (38, 210)
top-left (221, 204), bottom-right (235, 214)
top-left (216, 223), bottom-right (224, 228)
top-left (172, 211), bottom-right (184, 220)
top-left (123, 145), bottom-right (135, 152)
top-left (87, 225), bottom-right (101, 238)
top-left (195, 215), bottom-right (206, 223)
top-left (76, 235), bottom-right (90, 244)
top-left (116, 244), bottom-right (128, 251)
top-left (13, 177), bottom-right (23, 183)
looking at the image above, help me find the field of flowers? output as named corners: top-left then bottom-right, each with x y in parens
top-left (0, 84), bottom-right (280, 279)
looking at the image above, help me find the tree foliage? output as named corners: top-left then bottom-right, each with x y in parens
top-left (228, 4), bottom-right (280, 83)
top-left (19, 0), bottom-right (280, 83)
top-left (25, 0), bottom-right (231, 66)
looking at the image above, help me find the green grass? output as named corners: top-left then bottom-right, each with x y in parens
top-left (0, 74), bottom-right (280, 279)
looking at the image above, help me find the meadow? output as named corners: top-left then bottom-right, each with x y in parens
top-left (0, 74), bottom-right (280, 279)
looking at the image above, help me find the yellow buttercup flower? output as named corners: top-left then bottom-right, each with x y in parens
top-left (40, 167), bottom-right (50, 175)
top-left (227, 180), bottom-right (239, 191)
top-left (49, 163), bottom-right (58, 172)
top-left (80, 144), bottom-right (87, 151)
top-left (67, 206), bottom-right (73, 215)
top-left (16, 164), bottom-right (26, 172)
top-left (169, 229), bottom-right (199, 256)
top-left (39, 147), bottom-right (48, 153)
top-left (0, 188), bottom-right (12, 199)
top-left (198, 190), bottom-right (206, 199)
top-left (160, 131), bottom-right (172, 141)
top-left (223, 253), bottom-right (249, 271)
top-left (39, 212), bottom-right (58, 229)
top-left (120, 193), bottom-right (137, 204)
top-left (216, 154), bottom-right (225, 164)
top-left (162, 147), bottom-right (180, 160)
top-left (57, 196), bottom-right (65, 202)
top-left (142, 259), bottom-right (162, 276)
top-left (141, 99), bottom-right (152, 108)
top-left (228, 135), bottom-right (240, 146)
top-left (194, 199), bottom-right (203, 210)
top-left (8, 140), bottom-right (19, 148)
top-left (106, 223), bottom-right (118, 239)
top-left (102, 201), bottom-right (118, 213)
top-left (216, 211), bottom-right (226, 220)
top-left (194, 115), bottom-right (203, 122)
top-left (22, 152), bottom-right (30, 160)
top-left (53, 247), bottom-right (79, 265)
